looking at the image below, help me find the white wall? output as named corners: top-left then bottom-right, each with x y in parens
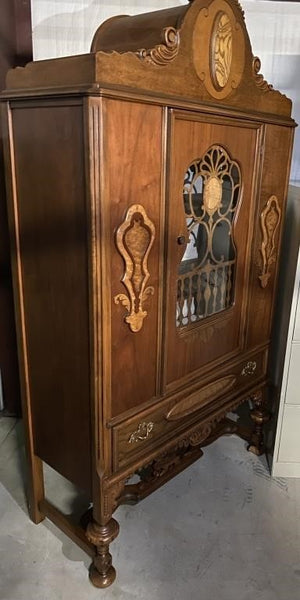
top-left (31, 0), bottom-right (300, 180)
top-left (243, 2), bottom-right (300, 182)
top-left (31, 0), bottom-right (186, 58)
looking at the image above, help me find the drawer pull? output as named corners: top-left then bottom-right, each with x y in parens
top-left (241, 361), bottom-right (257, 376)
top-left (128, 421), bottom-right (154, 444)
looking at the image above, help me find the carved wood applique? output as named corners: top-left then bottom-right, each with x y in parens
top-left (252, 56), bottom-right (273, 93)
top-left (114, 204), bottom-right (155, 332)
top-left (136, 27), bottom-right (180, 66)
top-left (259, 195), bottom-right (281, 288)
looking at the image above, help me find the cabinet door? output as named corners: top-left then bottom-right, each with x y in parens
top-left (164, 111), bottom-right (261, 390)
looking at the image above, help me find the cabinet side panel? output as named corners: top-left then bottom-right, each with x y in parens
top-left (246, 125), bottom-right (294, 348)
top-left (11, 104), bottom-right (91, 492)
top-left (103, 99), bottom-right (163, 418)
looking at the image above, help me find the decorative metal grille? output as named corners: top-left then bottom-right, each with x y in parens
top-left (176, 145), bottom-right (241, 328)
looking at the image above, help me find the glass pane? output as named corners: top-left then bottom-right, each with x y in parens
top-left (176, 145), bottom-right (241, 328)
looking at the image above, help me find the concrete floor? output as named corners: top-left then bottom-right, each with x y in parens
top-left (0, 415), bottom-right (300, 600)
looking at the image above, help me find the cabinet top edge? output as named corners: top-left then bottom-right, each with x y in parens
top-left (1, 0), bottom-right (294, 119)
top-left (1, 84), bottom-right (296, 129)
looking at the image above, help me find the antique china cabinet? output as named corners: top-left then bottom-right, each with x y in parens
top-left (1, 0), bottom-right (295, 589)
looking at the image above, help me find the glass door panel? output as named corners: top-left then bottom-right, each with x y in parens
top-left (177, 145), bottom-right (241, 327)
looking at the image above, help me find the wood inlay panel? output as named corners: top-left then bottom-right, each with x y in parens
top-left (114, 204), bottom-right (155, 333)
top-left (259, 195), bottom-right (281, 288)
top-left (166, 375), bottom-right (236, 420)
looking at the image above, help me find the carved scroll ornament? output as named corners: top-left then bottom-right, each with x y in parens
top-left (252, 56), bottom-right (273, 92)
top-left (114, 204), bottom-right (155, 332)
top-left (259, 195), bottom-right (281, 288)
top-left (136, 27), bottom-right (180, 66)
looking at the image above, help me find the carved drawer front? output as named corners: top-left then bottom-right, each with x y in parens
top-left (113, 350), bottom-right (267, 470)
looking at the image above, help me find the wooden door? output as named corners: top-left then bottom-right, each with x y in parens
top-left (164, 110), bottom-right (262, 391)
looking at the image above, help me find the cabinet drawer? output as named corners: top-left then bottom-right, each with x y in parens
top-left (112, 350), bottom-right (267, 470)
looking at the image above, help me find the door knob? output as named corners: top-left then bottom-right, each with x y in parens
top-left (177, 235), bottom-right (186, 245)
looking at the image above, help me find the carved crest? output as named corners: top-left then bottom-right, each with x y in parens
top-left (259, 195), bottom-right (281, 288)
top-left (114, 204), bottom-right (155, 332)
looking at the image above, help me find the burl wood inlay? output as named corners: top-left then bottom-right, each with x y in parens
top-left (211, 12), bottom-right (233, 89)
top-left (114, 204), bottom-right (155, 332)
top-left (259, 195), bottom-right (281, 288)
top-left (203, 175), bottom-right (223, 214)
top-left (166, 375), bottom-right (236, 420)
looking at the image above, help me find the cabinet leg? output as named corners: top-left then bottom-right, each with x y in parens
top-left (247, 389), bottom-right (270, 456)
top-left (86, 518), bottom-right (119, 588)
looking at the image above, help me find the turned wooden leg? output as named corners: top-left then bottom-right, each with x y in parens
top-left (86, 518), bottom-right (119, 588)
top-left (247, 389), bottom-right (270, 456)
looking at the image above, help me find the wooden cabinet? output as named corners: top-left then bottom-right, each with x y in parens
top-left (1, 0), bottom-right (295, 588)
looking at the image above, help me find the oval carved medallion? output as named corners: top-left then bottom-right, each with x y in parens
top-left (193, 1), bottom-right (245, 100)
top-left (211, 12), bottom-right (233, 90)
